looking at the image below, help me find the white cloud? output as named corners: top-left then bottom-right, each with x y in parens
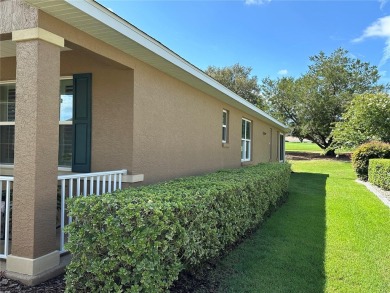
top-left (353, 16), bottom-right (390, 42)
top-left (245, 0), bottom-right (271, 5)
top-left (278, 69), bottom-right (288, 75)
top-left (353, 16), bottom-right (390, 66)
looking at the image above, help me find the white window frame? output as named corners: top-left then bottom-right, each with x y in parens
top-left (279, 133), bottom-right (285, 162)
top-left (0, 78), bottom-right (74, 171)
top-left (0, 81), bottom-right (16, 167)
top-left (241, 118), bottom-right (251, 162)
top-left (0, 81), bottom-right (16, 130)
top-left (58, 77), bottom-right (73, 169)
top-left (222, 109), bottom-right (228, 143)
top-left (59, 76), bottom-right (73, 130)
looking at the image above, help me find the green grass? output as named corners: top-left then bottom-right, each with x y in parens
top-left (285, 142), bottom-right (353, 154)
top-left (286, 142), bottom-right (323, 152)
top-left (207, 160), bottom-right (390, 293)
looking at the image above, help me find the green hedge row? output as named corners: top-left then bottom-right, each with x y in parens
top-left (369, 159), bottom-right (390, 190)
top-left (64, 163), bottom-right (291, 292)
top-left (352, 141), bottom-right (390, 180)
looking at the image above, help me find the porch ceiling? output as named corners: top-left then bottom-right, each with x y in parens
top-left (23, 0), bottom-right (289, 132)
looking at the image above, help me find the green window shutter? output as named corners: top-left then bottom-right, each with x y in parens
top-left (72, 73), bottom-right (92, 173)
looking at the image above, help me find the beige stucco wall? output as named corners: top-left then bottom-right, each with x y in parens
top-left (0, 0), bottom-right (38, 35)
top-left (132, 60), bottom-right (283, 184)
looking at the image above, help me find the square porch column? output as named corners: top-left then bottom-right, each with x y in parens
top-left (6, 28), bottom-right (64, 279)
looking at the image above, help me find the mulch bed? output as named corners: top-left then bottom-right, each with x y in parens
top-left (0, 274), bottom-right (65, 292)
top-left (286, 151), bottom-right (351, 161)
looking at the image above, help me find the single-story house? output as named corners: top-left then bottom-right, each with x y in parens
top-left (0, 0), bottom-right (288, 285)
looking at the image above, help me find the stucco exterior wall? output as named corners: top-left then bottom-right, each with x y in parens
top-left (132, 60), bottom-right (283, 184)
top-left (0, 0), bottom-right (38, 35)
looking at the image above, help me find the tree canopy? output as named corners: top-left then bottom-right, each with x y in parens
top-left (261, 48), bottom-right (386, 155)
top-left (205, 63), bottom-right (266, 110)
top-left (332, 93), bottom-right (390, 149)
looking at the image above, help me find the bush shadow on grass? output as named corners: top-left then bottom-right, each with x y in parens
top-left (171, 172), bottom-right (328, 293)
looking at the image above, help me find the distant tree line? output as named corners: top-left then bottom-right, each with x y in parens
top-left (205, 48), bottom-right (390, 156)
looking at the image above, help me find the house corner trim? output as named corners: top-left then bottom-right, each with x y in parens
top-left (12, 28), bottom-right (64, 47)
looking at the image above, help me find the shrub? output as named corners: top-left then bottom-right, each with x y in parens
top-left (369, 159), bottom-right (390, 190)
top-left (64, 163), bottom-right (291, 292)
top-left (352, 141), bottom-right (390, 180)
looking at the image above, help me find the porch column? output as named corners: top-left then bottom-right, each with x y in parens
top-left (7, 28), bottom-right (64, 277)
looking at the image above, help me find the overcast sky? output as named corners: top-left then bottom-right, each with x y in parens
top-left (96, 0), bottom-right (390, 84)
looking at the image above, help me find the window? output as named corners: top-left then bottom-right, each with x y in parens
top-left (279, 133), bottom-right (285, 162)
top-left (59, 79), bottom-right (73, 167)
top-left (0, 83), bottom-right (15, 164)
top-left (222, 109), bottom-right (228, 143)
top-left (241, 118), bottom-right (251, 161)
top-left (0, 79), bottom-right (73, 167)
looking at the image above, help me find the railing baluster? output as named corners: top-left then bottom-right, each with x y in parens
top-left (108, 175), bottom-right (112, 193)
top-left (69, 179), bottom-right (73, 224)
top-left (90, 176), bottom-right (94, 195)
top-left (96, 176), bottom-right (100, 195)
top-left (102, 175), bottom-right (106, 194)
top-left (4, 180), bottom-right (11, 257)
top-left (77, 177), bottom-right (81, 197)
top-left (113, 174), bottom-right (117, 191)
top-left (60, 179), bottom-right (66, 252)
top-left (83, 177), bottom-right (87, 197)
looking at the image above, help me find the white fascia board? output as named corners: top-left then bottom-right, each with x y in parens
top-left (65, 0), bottom-right (289, 132)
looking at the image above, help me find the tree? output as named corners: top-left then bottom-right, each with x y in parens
top-left (205, 63), bottom-right (266, 110)
top-left (332, 93), bottom-right (390, 149)
top-left (261, 48), bottom-right (386, 156)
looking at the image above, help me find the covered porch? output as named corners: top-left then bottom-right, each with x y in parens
top-left (0, 169), bottom-right (127, 259)
top-left (0, 0), bottom-right (142, 284)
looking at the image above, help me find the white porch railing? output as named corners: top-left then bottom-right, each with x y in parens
top-left (58, 169), bottom-right (127, 252)
top-left (0, 176), bottom-right (13, 259)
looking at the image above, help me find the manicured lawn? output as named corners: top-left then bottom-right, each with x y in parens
top-left (209, 160), bottom-right (390, 293)
top-left (286, 142), bottom-right (353, 154)
top-left (286, 142), bottom-right (323, 152)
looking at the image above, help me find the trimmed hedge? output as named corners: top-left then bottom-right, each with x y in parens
top-left (352, 141), bottom-right (390, 181)
top-left (369, 159), bottom-right (390, 190)
top-left (64, 163), bottom-right (291, 292)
